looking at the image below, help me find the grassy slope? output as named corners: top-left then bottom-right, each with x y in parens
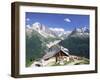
top-left (46, 57), bottom-right (89, 66)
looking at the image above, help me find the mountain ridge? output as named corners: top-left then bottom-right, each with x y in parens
top-left (26, 22), bottom-right (72, 38)
top-left (26, 22), bottom-right (90, 67)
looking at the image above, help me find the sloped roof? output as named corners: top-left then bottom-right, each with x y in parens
top-left (42, 45), bottom-right (69, 60)
top-left (61, 46), bottom-right (69, 55)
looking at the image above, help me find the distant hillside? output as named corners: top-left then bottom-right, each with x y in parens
top-left (26, 26), bottom-right (60, 67)
top-left (59, 27), bottom-right (89, 58)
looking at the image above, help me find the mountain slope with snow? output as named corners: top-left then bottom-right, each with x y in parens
top-left (31, 22), bottom-right (56, 38)
top-left (26, 22), bottom-right (72, 39)
top-left (59, 27), bottom-right (89, 58)
top-left (68, 27), bottom-right (89, 38)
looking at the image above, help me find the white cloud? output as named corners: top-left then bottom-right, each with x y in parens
top-left (26, 25), bottom-right (31, 28)
top-left (49, 27), bottom-right (64, 32)
top-left (66, 31), bottom-right (72, 33)
top-left (64, 18), bottom-right (71, 22)
top-left (26, 18), bottom-right (30, 21)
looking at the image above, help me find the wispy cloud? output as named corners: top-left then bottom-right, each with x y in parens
top-left (26, 18), bottom-right (30, 21)
top-left (64, 18), bottom-right (71, 22)
top-left (49, 28), bottom-right (65, 32)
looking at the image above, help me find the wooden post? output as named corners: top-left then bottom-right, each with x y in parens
top-left (56, 56), bottom-right (57, 62)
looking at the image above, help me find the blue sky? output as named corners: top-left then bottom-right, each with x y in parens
top-left (25, 12), bottom-right (89, 31)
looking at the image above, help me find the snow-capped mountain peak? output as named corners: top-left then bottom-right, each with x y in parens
top-left (27, 22), bottom-right (56, 38)
top-left (69, 27), bottom-right (89, 38)
top-left (72, 27), bottom-right (89, 33)
top-left (32, 22), bottom-right (41, 27)
top-left (27, 22), bottom-right (89, 39)
top-left (32, 22), bottom-right (42, 32)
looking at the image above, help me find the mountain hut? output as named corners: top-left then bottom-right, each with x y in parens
top-left (42, 45), bottom-right (70, 63)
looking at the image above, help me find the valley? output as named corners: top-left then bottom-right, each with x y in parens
top-left (26, 22), bottom-right (89, 67)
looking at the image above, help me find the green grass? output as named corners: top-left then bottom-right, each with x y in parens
top-left (52, 63), bottom-right (62, 66)
top-left (81, 57), bottom-right (89, 64)
top-left (64, 60), bottom-right (72, 65)
top-left (49, 57), bottom-right (89, 66)
top-left (26, 59), bottom-right (34, 67)
top-left (51, 60), bottom-right (72, 66)
top-left (74, 59), bottom-right (89, 65)
top-left (26, 56), bottom-right (89, 67)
